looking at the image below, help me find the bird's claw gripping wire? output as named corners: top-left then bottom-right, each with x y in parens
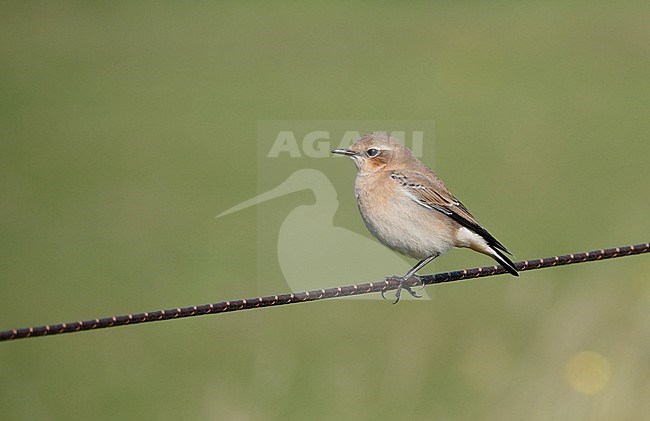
top-left (381, 275), bottom-right (424, 303)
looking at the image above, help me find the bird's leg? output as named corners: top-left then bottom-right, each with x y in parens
top-left (382, 253), bottom-right (440, 303)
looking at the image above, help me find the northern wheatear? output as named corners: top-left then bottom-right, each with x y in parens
top-left (332, 132), bottom-right (518, 302)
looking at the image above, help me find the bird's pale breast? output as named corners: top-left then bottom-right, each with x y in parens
top-left (354, 172), bottom-right (457, 260)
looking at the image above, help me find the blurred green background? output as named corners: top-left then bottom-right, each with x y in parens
top-left (1, 1), bottom-right (649, 420)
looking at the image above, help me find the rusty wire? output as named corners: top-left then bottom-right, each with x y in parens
top-left (1, 243), bottom-right (648, 342)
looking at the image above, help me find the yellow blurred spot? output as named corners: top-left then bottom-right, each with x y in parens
top-left (565, 351), bottom-right (611, 394)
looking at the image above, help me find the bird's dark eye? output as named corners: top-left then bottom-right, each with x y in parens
top-left (366, 148), bottom-right (380, 157)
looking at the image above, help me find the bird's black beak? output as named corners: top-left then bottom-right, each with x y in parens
top-left (331, 148), bottom-right (355, 156)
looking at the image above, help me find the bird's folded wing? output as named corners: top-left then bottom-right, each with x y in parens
top-left (390, 170), bottom-right (510, 254)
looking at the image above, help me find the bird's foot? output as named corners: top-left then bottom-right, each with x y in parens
top-left (381, 275), bottom-right (423, 304)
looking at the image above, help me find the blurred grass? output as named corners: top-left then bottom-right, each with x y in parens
top-left (1, 1), bottom-right (649, 420)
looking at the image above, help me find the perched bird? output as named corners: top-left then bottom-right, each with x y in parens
top-left (332, 132), bottom-right (518, 302)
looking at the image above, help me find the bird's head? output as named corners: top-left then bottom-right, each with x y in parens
top-left (331, 132), bottom-right (415, 174)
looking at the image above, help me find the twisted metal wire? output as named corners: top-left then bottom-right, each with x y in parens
top-left (1, 243), bottom-right (648, 342)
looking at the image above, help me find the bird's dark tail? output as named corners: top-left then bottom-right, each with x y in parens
top-left (491, 247), bottom-right (519, 276)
